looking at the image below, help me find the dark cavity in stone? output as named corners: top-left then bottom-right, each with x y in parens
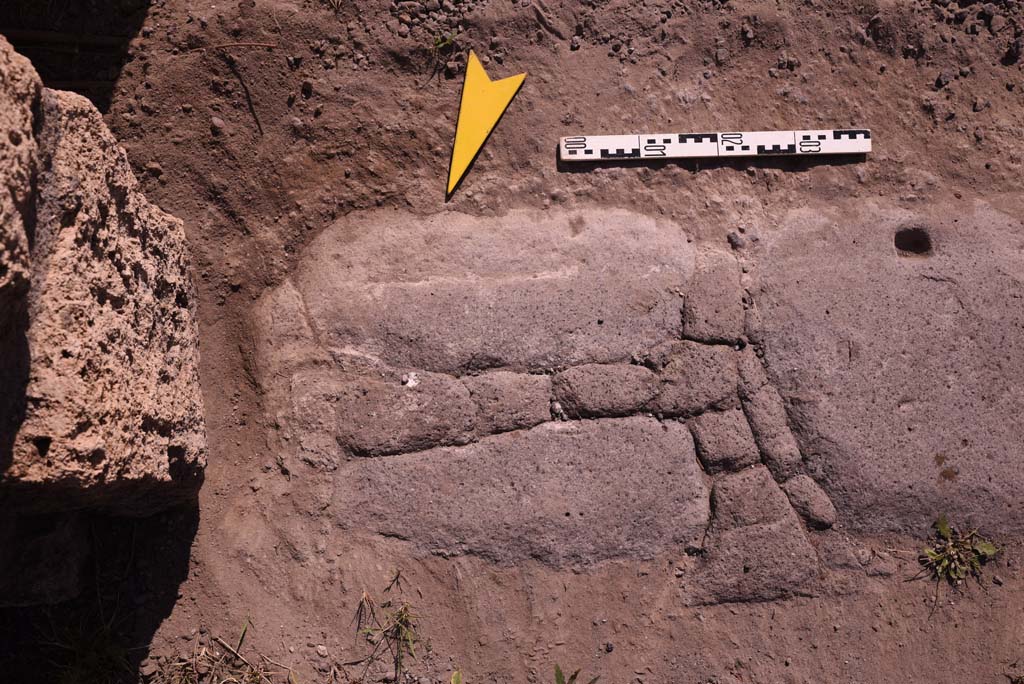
top-left (894, 227), bottom-right (933, 256)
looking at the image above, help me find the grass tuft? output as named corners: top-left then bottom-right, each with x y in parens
top-left (345, 570), bottom-right (421, 682)
top-left (554, 664), bottom-right (600, 684)
top-left (149, 621), bottom-right (301, 684)
top-left (917, 514), bottom-right (998, 586)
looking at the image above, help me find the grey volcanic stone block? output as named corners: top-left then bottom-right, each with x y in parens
top-left (292, 369), bottom-right (478, 461)
top-left (292, 209), bottom-right (695, 374)
top-left (782, 474), bottom-right (838, 529)
top-left (684, 465), bottom-right (820, 604)
top-left (710, 465), bottom-right (794, 531)
top-left (645, 341), bottom-right (738, 416)
top-left (689, 408), bottom-right (761, 473)
top-left (750, 202), bottom-right (1024, 535)
top-left (682, 249), bottom-right (745, 343)
top-left (741, 383), bottom-right (803, 480)
top-left (462, 371), bottom-right (552, 434)
top-left (685, 518), bottom-right (820, 605)
top-left (334, 417), bottom-right (711, 565)
top-left (552, 363), bottom-right (659, 418)
top-left (737, 346), bottom-right (771, 399)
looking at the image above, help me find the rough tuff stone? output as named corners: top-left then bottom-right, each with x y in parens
top-left (751, 202), bottom-right (1024, 535)
top-left (741, 383), bottom-right (803, 479)
top-left (462, 371), bottom-right (551, 434)
top-left (0, 41), bottom-right (206, 516)
top-left (689, 408), bottom-right (761, 473)
top-left (645, 341), bottom-right (738, 416)
top-left (0, 38), bottom-right (38, 465)
top-left (682, 249), bottom-right (745, 343)
top-left (552, 363), bottom-right (659, 417)
top-left (710, 465), bottom-right (795, 531)
top-left (0, 36), bottom-right (36, 312)
top-left (782, 474), bottom-right (838, 529)
top-left (335, 418), bottom-right (711, 565)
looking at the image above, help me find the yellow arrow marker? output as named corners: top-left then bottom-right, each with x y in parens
top-left (446, 50), bottom-right (526, 200)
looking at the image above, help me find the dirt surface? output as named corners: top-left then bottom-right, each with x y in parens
top-left (3, 0), bottom-right (1024, 682)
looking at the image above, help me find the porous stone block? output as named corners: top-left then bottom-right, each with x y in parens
top-left (682, 248), bottom-right (745, 343)
top-left (335, 418), bottom-right (711, 565)
top-left (462, 371), bottom-right (551, 434)
top-left (552, 363), bottom-right (659, 418)
top-left (741, 384), bottom-right (803, 479)
top-left (689, 408), bottom-right (761, 473)
top-left (782, 474), bottom-right (838, 529)
top-left (645, 341), bottom-right (738, 416)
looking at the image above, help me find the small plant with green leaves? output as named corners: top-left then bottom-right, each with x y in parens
top-left (554, 664), bottom-right (600, 684)
top-left (916, 514), bottom-right (998, 587)
top-left (420, 32), bottom-right (463, 86)
top-left (348, 571), bottom-right (421, 682)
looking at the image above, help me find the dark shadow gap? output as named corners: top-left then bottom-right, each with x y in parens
top-left (0, 0), bottom-right (153, 112)
top-left (0, 503), bottom-right (200, 683)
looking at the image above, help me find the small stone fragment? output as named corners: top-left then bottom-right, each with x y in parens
top-left (1005, 38), bottom-right (1022, 65)
top-left (782, 474), bottom-right (838, 529)
top-left (139, 659), bottom-right (159, 678)
top-left (741, 383), bottom-right (803, 479)
top-left (210, 116), bottom-right (225, 134)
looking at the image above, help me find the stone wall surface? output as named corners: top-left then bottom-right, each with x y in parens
top-left (254, 200), bottom-right (1024, 604)
top-left (748, 202), bottom-right (1024, 537)
top-left (254, 209), bottom-right (841, 602)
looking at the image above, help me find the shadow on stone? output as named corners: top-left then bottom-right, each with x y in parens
top-left (0, 305), bottom-right (29, 475)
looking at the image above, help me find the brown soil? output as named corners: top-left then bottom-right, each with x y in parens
top-left (3, 0), bottom-right (1024, 682)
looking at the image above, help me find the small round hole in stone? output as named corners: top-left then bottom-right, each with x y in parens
top-left (894, 227), bottom-right (933, 256)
